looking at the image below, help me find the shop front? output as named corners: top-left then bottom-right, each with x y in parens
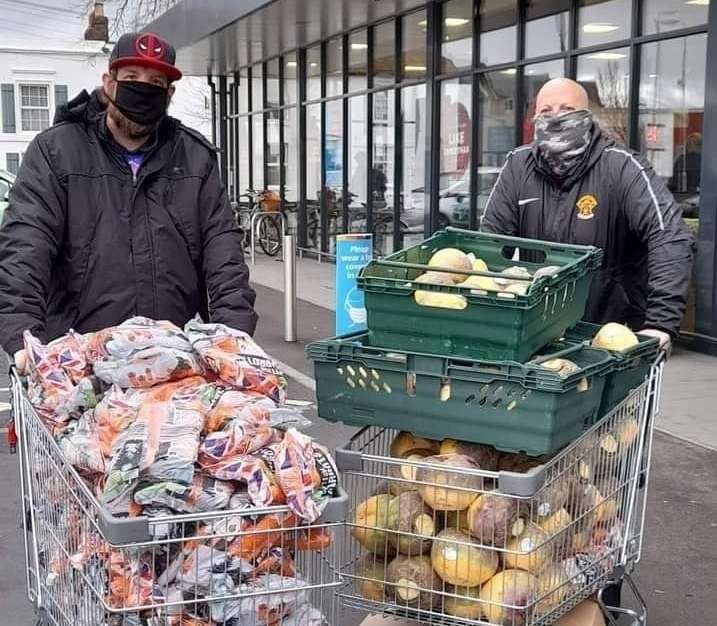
top-left (148, 0), bottom-right (717, 352)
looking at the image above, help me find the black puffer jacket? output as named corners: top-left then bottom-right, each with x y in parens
top-left (0, 89), bottom-right (257, 354)
top-left (481, 129), bottom-right (694, 337)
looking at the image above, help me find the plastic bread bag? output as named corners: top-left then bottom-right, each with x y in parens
top-left (185, 320), bottom-right (287, 403)
top-left (23, 329), bottom-right (92, 425)
top-left (108, 549), bottom-right (154, 609)
top-left (86, 317), bottom-right (203, 388)
top-left (211, 573), bottom-right (309, 625)
top-left (202, 386), bottom-right (312, 434)
top-left (102, 377), bottom-right (208, 512)
top-left (134, 473), bottom-right (235, 513)
top-left (252, 429), bottom-right (340, 522)
top-left (56, 409), bottom-right (107, 474)
top-left (94, 385), bottom-right (141, 457)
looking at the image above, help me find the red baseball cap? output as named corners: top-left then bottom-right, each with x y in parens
top-left (109, 32), bottom-right (182, 82)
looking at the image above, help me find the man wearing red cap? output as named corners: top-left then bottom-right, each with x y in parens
top-left (0, 33), bottom-right (257, 368)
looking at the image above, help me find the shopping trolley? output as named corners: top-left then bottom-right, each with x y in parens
top-left (333, 356), bottom-right (663, 626)
top-left (11, 370), bottom-right (347, 626)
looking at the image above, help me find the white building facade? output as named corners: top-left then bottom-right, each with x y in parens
top-left (0, 42), bottom-right (108, 174)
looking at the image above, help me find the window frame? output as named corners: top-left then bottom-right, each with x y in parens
top-left (16, 81), bottom-right (52, 134)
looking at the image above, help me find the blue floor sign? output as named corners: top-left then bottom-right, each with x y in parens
top-left (336, 234), bottom-right (373, 336)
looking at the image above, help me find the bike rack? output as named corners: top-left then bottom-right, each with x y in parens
top-left (250, 211), bottom-right (287, 264)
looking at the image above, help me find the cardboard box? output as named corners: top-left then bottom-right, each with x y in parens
top-left (555, 601), bottom-right (606, 626)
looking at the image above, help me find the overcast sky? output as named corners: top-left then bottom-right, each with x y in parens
top-left (0, 0), bottom-right (139, 49)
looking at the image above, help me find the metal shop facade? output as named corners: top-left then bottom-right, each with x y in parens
top-left (148, 0), bottom-right (717, 352)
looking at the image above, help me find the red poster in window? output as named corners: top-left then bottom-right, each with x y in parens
top-left (440, 100), bottom-right (471, 178)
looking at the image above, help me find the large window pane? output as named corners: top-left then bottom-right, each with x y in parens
top-left (348, 95), bottom-right (367, 230)
top-left (441, 0), bottom-right (473, 73)
top-left (266, 58), bottom-right (280, 108)
top-left (372, 90), bottom-right (395, 255)
top-left (374, 20), bottom-right (395, 87)
top-left (522, 60), bottom-right (564, 143)
top-left (643, 0), bottom-right (708, 36)
top-left (320, 99), bottom-right (343, 254)
top-left (326, 37), bottom-right (344, 98)
top-left (577, 47), bottom-right (629, 144)
top-left (477, 71), bottom-right (516, 224)
top-left (348, 30), bottom-right (368, 92)
top-left (283, 108), bottom-right (298, 204)
top-left (402, 10), bottom-right (427, 81)
top-left (401, 84), bottom-right (427, 247)
top-left (252, 114), bottom-right (264, 190)
top-left (306, 104), bottom-right (322, 249)
top-left (252, 63), bottom-right (263, 111)
top-left (480, 0), bottom-right (517, 66)
top-left (639, 34), bottom-right (706, 333)
top-left (238, 67), bottom-right (249, 114)
top-left (307, 45), bottom-right (322, 102)
top-left (238, 116), bottom-right (250, 194)
top-left (439, 77), bottom-right (472, 223)
top-left (526, 0), bottom-right (570, 59)
top-left (284, 52), bottom-right (297, 105)
top-left (578, 0), bottom-right (631, 47)
top-left (266, 110), bottom-right (280, 191)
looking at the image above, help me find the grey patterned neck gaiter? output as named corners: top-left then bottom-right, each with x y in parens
top-left (534, 109), bottom-right (594, 178)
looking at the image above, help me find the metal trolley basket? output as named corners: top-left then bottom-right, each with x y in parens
top-left (11, 371), bottom-right (347, 626)
top-left (333, 357), bottom-right (663, 626)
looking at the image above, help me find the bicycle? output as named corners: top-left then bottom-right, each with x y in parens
top-left (235, 188), bottom-right (285, 257)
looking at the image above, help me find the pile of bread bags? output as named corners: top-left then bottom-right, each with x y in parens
top-left (23, 317), bottom-right (339, 625)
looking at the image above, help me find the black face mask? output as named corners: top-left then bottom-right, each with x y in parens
top-left (107, 80), bottom-right (168, 125)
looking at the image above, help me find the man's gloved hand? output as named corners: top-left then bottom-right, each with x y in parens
top-left (640, 328), bottom-right (671, 353)
top-left (14, 349), bottom-right (28, 375)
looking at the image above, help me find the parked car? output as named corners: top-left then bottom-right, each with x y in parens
top-left (0, 169), bottom-right (16, 224)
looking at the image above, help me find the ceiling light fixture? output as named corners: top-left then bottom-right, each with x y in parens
top-left (685, 0), bottom-right (709, 6)
top-left (500, 68), bottom-right (517, 75)
top-left (418, 18), bottom-right (469, 28)
top-left (404, 65), bottom-right (427, 72)
top-left (351, 43), bottom-right (368, 50)
top-left (587, 52), bottom-right (626, 60)
top-left (286, 61), bottom-right (297, 67)
top-left (582, 23), bottom-right (620, 33)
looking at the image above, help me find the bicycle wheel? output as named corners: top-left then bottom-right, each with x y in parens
top-left (258, 215), bottom-right (282, 256)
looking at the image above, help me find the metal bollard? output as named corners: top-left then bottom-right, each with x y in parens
top-left (283, 234), bottom-right (297, 342)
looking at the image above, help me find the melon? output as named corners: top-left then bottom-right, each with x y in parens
top-left (427, 248), bottom-right (472, 282)
top-left (592, 323), bottom-right (639, 352)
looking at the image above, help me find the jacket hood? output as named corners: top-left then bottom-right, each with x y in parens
top-left (533, 123), bottom-right (615, 188)
top-left (53, 87), bottom-right (107, 125)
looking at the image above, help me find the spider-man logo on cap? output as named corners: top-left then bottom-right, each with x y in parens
top-left (109, 32), bottom-right (182, 82)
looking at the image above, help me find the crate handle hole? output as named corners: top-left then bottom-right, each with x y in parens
top-left (465, 394), bottom-right (476, 405)
top-left (501, 246), bottom-right (547, 263)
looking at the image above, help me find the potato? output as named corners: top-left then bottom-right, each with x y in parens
top-left (431, 528), bottom-right (499, 587)
top-left (388, 491), bottom-right (437, 555)
top-left (416, 454), bottom-right (483, 511)
top-left (354, 553), bottom-right (389, 602)
top-left (466, 492), bottom-right (525, 548)
top-left (480, 569), bottom-right (538, 626)
top-left (497, 452), bottom-right (547, 474)
top-left (439, 439), bottom-right (500, 471)
top-left (536, 562), bottom-right (570, 616)
top-left (387, 554), bottom-right (441, 608)
top-left (538, 508), bottom-right (573, 535)
top-left (443, 585), bottom-right (483, 620)
top-left (439, 508), bottom-right (471, 534)
top-left (504, 523), bottom-right (552, 572)
top-left (390, 432), bottom-right (441, 459)
top-left (594, 478), bottom-right (619, 525)
top-left (539, 358), bottom-right (581, 377)
top-left (533, 480), bottom-right (571, 518)
top-left (351, 494), bottom-right (395, 556)
top-left (388, 450), bottom-right (433, 496)
top-left (427, 248), bottom-right (472, 282)
top-left (592, 322), bottom-right (639, 352)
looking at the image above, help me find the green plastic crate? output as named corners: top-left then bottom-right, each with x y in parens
top-left (562, 322), bottom-right (660, 417)
top-left (357, 228), bottom-right (603, 362)
top-left (307, 332), bottom-right (613, 456)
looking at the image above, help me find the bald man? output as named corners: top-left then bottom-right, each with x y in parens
top-left (482, 78), bottom-right (694, 351)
